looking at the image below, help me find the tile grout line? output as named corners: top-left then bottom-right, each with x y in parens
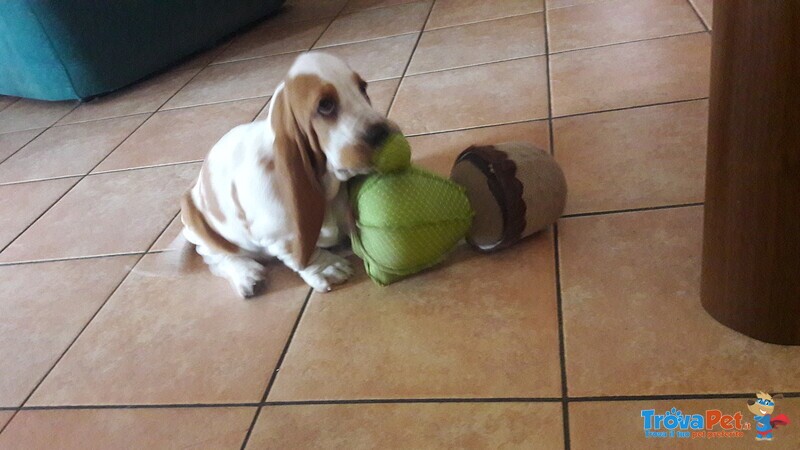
top-left (0, 251), bottom-right (147, 268)
top-left (424, 8), bottom-right (543, 32)
top-left (553, 224), bottom-right (571, 450)
top-left (237, 8), bottom-right (348, 448)
top-left (239, 288), bottom-right (314, 449)
top-left (338, 0), bottom-right (430, 20)
top-left (386, 0), bottom-right (437, 118)
top-left (553, 96), bottom-right (709, 120)
top-left (313, 31), bottom-right (420, 52)
top-left (685, 0), bottom-right (711, 32)
top-left (8, 391), bottom-right (800, 412)
top-left (0, 200), bottom-right (707, 268)
top-left (569, 392), bottom-right (800, 402)
top-left (545, 0), bottom-right (604, 11)
top-left (543, 2), bottom-right (571, 449)
top-left (406, 52), bottom-right (547, 78)
top-left (561, 202), bottom-right (704, 220)
top-left (549, 30), bottom-right (709, 57)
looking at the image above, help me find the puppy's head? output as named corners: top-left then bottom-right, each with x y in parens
top-left (272, 52), bottom-right (397, 182)
top-left (269, 52), bottom-right (395, 267)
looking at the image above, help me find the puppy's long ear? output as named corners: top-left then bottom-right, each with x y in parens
top-left (271, 83), bottom-right (327, 268)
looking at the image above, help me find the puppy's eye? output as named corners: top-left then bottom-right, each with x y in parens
top-left (318, 97), bottom-right (337, 117)
top-left (359, 80), bottom-right (368, 96)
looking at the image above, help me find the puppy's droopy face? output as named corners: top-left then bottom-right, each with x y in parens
top-left (283, 52), bottom-right (397, 180)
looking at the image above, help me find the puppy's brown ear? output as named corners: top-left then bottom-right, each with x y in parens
top-left (271, 85), bottom-right (327, 268)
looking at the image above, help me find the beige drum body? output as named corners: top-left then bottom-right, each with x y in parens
top-left (450, 143), bottom-right (567, 252)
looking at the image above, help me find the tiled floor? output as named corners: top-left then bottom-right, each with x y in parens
top-left (1, 0), bottom-right (799, 448)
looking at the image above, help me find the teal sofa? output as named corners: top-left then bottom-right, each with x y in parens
top-left (0, 0), bottom-right (286, 101)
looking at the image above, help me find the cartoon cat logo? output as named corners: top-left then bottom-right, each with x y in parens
top-left (747, 392), bottom-right (790, 441)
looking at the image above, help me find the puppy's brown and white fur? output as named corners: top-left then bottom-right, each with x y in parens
top-left (181, 53), bottom-right (396, 297)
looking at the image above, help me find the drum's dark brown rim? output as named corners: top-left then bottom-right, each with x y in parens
top-left (452, 145), bottom-right (527, 253)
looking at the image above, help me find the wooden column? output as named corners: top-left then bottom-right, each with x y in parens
top-left (701, 0), bottom-right (800, 345)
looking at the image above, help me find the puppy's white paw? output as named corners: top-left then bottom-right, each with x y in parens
top-left (220, 257), bottom-right (265, 298)
top-left (300, 250), bottom-right (353, 292)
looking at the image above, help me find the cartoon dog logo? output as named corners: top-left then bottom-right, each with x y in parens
top-left (746, 392), bottom-right (790, 441)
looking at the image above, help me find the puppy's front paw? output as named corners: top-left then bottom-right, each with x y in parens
top-left (224, 257), bottom-right (266, 298)
top-left (300, 250), bottom-right (353, 292)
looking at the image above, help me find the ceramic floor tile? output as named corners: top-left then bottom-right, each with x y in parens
top-left (163, 52), bottom-right (298, 109)
top-left (0, 178), bottom-right (78, 251)
top-left (367, 78), bottom-right (401, 115)
top-left (550, 33), bottom-right (711, 117)
top-left (150, 215), bottom-right (184, 252)
top-left (0, 164), bottom-right (198, 263)
top-left (95, 99), bottom-right (265, 172)
top-left (554, 100), bottom-right (707, 215)
top-left (173, 43), bottom-right (230, 72)
top-left (275, 0), bottom-right (348, 24)
top-left (426, 0), bottom-right (543, 30)
top-left (0, 129), bottom-right (43, 163)
top-left (0, 407), bottom-right (255, 449)
top-left (0, 256), bottom-right (137, 407)
top-left (691, 0), bottom-right (713, 29)
top-left (408, 13), bottom-right (545, 75)
top-left (28, 252), bottom-right (309, 405)
top-left (315, 1), bottom-right (431, 48)
top-left (547, 0), bottom-right (704, 53)
top-left (0, 411), bottom-right (12, 430)
top-left (0, 99), bottom-right (76, 134)
top-left (408, 120), bottom-right (550, 176)
top-left (58, 70), bottom-right (198, 125)
top-left (249, 403), bottom-right (565, 449)
top-left (570, 398), bottom-right (800, 448)
top-left (390, 57), bottom-right (549, 135)
top-left (547, 0), bottom-right (602, 8)
top-left (216, 19), bottom-right (329, 64)
top-left (0, 96), bottom-right (17, 112)
top-left (558, 206), bottom-right (800, 397)
top-left (321, 34), bottom-right (419, 81)
top-left (343, 0), bottom-right (419, 13)
top-left (269, 235), bottom-right (561, 401)
top-left (0, 115), bottom-right (147, 183)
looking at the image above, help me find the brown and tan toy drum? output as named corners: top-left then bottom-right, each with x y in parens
top-left (450, 143), bottom-right (567, 252)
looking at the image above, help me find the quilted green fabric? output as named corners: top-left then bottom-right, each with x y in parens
top-left (349, 167), bottom-right (474, 286)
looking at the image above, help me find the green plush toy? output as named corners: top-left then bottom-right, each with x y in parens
top-left (348, 133), bottom-right (474, 285)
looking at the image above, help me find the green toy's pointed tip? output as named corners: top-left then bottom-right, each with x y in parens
top-left (372, 133), bottom-right (411, 173)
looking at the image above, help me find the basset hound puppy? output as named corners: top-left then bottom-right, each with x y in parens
top-left (181, 52), bottom-right (398, 297)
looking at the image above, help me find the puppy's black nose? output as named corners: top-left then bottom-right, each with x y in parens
top-left (364, 122), bottom-right (390, 147)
